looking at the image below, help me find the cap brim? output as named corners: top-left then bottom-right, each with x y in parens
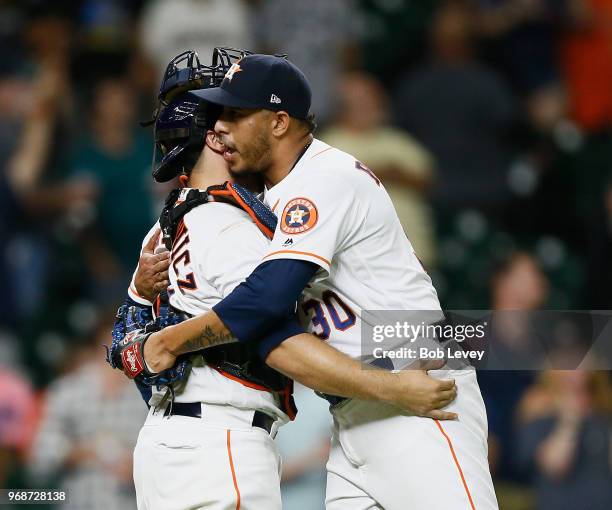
top-left (189, 87), bottom-right (260, 109)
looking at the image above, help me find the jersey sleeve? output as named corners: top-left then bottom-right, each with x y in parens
top-left (263, 177), bottom-right (359, 275)
top-left (204, 220), bottom-right (271, 298)
top-left (127, 222), bottom-right (161, 306)
top-left (212, 259), bottom-right (316, 345)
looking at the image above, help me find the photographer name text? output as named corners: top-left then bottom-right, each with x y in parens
top-left (372, 346), bottom-right (485, 361)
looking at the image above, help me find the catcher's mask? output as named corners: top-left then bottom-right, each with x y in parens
top-left (152, 94), bottom-right (212, 182)
top-left (148, 48), bottom-right (253, 182)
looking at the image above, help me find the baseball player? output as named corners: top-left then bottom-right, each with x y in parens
top-left (111, 50), bottom-right (459, 510)
top-left (111, 51), bottom-right (288, 510)
top-left (133, 54), bottom-right (499, 509)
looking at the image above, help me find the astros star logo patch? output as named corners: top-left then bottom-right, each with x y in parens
top-left (224, 62), bottom-right (242, 81)
top-left (281, 197), bottom-right (318, 235)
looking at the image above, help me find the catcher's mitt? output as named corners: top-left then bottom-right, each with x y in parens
top-left (107, 294), bottom-right (191, 389)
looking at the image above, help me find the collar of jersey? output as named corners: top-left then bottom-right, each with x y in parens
top-left (264, 138), bottom-right (328, 199)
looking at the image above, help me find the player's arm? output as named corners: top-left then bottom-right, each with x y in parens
top-left (135, 220), bottom-right (459, 417)
top-left (113, 226), bottom-right (163, 356)
top-left (266, 332), bottom-right (457, 419)
top-left (144, 287), bottom-right (457, 418)
top-left (144, 290), bottom-right (458, 418)
top-left (246, 301), bottom-right (456, 419)
top-left (142, 259), bottom-right (457, 418)
top-left (143, 258), bottom-right (316, 371)
top-left (110, 225), bottom-right (170, 403)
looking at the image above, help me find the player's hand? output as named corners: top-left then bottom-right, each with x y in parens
top-left (389, 360), bottom-right (458, 420)
top-left (142, 330), bottom-right (176, 374)
top-left (134, 228), bottom-right (170, 302)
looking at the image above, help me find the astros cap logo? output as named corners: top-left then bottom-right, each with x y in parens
top-left (281, 197), bottom-right (318, 235)
top-left (224, 62), bottom-right (242, 81)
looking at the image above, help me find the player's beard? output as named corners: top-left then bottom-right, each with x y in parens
top-left (232, 129), bottom-right (273, 175)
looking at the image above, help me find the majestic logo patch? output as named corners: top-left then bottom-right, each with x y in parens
top-left (224, 62), bottom-right (242, 81)
top-left (281, 198), bottom-right (318, 235)
top-left (282, 238), bottom-right (294, 247)
top-left (270, 94), bottom-right (281, 104)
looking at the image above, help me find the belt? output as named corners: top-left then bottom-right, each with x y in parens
top-left (163, 402), bottom-right (275, 434)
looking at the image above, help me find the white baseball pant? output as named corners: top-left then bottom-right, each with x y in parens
top-left (133, 402), bottom-right (282, 510)
top-left (325, 370), bottom-right (498, 509)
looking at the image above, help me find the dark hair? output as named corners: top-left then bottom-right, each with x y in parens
top-left (299, 112), bottom-right (317, 134)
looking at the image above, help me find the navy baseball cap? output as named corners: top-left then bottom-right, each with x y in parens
top-left (190, 54), bottom-right (312, 120)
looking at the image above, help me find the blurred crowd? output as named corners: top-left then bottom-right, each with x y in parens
top-left (1, 0), bottom-right (611, 509)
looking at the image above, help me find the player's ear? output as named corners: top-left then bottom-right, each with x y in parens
top-left (205, 130), bottom-right (225, 153)
top-left (270, 111), bottom-right (290, 138)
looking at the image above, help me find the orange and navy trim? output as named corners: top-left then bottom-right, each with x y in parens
top-left (434, 420), bottom-right (476, 510)
top-left (213, 367), bottom-right (270, 392)
top-left (129, 284), bottom-right (149, 303)
top-left (212, 367), bottom-right (297, 421)
top-left (310, 147), bottom-right (333, 159)
top-left (263, 250), bottom-right (330, 268)
top-left (208, 184), bottom-right (275, 239)
top-left (226, 430), bottom-right (241, 510)
top-left (173, 218), bottom-right (187, 245)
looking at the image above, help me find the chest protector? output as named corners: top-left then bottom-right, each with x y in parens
top-left (158, 182), bottom-right (296, 419)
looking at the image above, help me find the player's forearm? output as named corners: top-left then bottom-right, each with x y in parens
top-left (266, 333), bottom-right (397, 404)
top-left (165, 311), bottom-right (236, 354)
top-left (145, 310), bottom-right (236, 372)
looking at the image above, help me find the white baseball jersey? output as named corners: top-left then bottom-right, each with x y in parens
top-left (128, 198), bottom-right (288, 423)
top-left (263, 138), bottom-right (441, 358)
top-left (263, 138), bottom-right (498, 509)
top-left (130, 197), bottom-right (286, 510)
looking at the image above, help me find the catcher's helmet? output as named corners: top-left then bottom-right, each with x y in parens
top-left (149, 48), bottom-right (253, 182)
